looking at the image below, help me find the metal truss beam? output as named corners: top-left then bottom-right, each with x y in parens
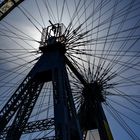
top-left (1, 118), bottom-right (54, 139)
top-left (0, 0), bottom-right (24, 20)
top-left (51, 54), bottom-right (82, 140)
top-left (23, 118), bottom-right (54, 134)
top-left (0, 48), bottom-right (83, 139)
top-left (0, 75), bottom-right (32, 133)
top-left (6, 80), bottom-right (44, 139)
top-left (4, 118), bottom-right (54, 134)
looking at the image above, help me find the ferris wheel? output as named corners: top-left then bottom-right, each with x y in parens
top-left (0, 0), bottom-right (140, 140)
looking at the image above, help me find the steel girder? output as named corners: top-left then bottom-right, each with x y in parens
top-left (1, 118), bottom-right (54, 139)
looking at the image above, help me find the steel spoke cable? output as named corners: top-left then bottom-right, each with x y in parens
top-left (86, 39), bottom-right (139, 82)
top-left (111, 89), bottom-right (140, 105)
top-left (68, 24), bottom-right (140, 48)
top-left (82, 13), bottom-right (140, 43)
top-left (35, 0), bottom-right (46, 27)
top-left (68, 20), bottom-right (140, 47)
top-left (69, 48), bottom-right (138, 91)
top-left (116, 73), bottom-right (140, 84)
top-left (66, 0), bottom-right (125, 43)
top-left (0, 58), bottom-right (38, 88)
top-left (59, 0), bottom-right (66, 23)
top-left (113, 88), bottom-right (140, 105)
top-left (0, 29), bottom-right (38, 56)
top-left (71, 0), bottom-right (88, 82)
top-left (0, 56), bottom-right (39, 81)
top-left (68, 53), bottom-right (114, 82)
top-left (112, 88), bottom-right (140, 109)
top-left (0, 53), bottom-right (36, 65)
top-left (105, 92), bottom-right (140, 98)
top-left (0, 62), bottom-right (37, 106)
top-left (65, 0), bottom-right (83, 32)
top-left (29, 105), bottom-right (53, 119)
top-left (66, 53), bottom-right (87, 79)
top-left (0, 33), bottom-right (38, 54)
top-left (71, 0), bottom-right (139, 38)
top-left (0, 52), bottom-right (37, 61)
top-left (74, 51), bottom-right (140, 72)
top-left (19, 4), bottom-right (43, 28)
top-left (66, 0), bottom-right (103, 36)
top-left (89, 0), bottom-right (96, 82)
top-left (0, 56), bottom-right (36, 74)
top-left (68, 0), bottom-right (110, 33)
top-left (98, 0), bottom-right (136, 66)
top-left (0, 21), bottom-right (38, 43)
top-left (0, 0), bottom-right (140, 139)
top-left (0, 33), bottom-right (38, 42)
top-left (55, 0), bottom-right (59, 22)
top-left (17, 5), bottom-right (42, 34)
top-left (99, 1), bottom-right (139, 76)
top-left (68, 52), bottom-right (123, 82)
top-left (42, 0), bottom-right (57, 23)
top-left (95, 0), bottom-right (119, 81)
top-left (106, 97), bottom-right (140, 116)
top-left (70, 48), bottom-right (140, 58)
top-left (103, 22), bottom-right (140, 76)
top-left (105, 103), bottom-right (140, 140)
top-left (0, 48), bottom-right (37, 53)
top-left (115, 47), bottom-right (140, 75)
top-left (83, 0), bottom-right (92, 82)
top-left (67, 3), bottom-right (140, 48)
top-left (0, 67), bottom-right (33, 99)
top-left (0, 29), bottom-right (37, 42)
top-left (71, 56), bottom-right (138, 88)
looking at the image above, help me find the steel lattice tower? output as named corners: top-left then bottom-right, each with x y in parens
top-left (0, 21), bottom-right (113, 140)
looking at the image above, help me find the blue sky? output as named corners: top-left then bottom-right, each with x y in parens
top-left (0, 0), bottom-right (140, 139)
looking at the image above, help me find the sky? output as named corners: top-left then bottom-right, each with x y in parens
top-left (0, 0), bottom-right (140, 140)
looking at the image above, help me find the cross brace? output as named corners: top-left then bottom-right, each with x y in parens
top-left (1, 118), bottom-right (54, 139)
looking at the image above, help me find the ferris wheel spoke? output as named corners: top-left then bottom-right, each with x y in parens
top-left (112, 88), bottom-right (140, 109)
top-left (105, 103), bottom-right (140, 140)
top-left (35, 0), bottom-right (46, 28)
top-left (106, 97), bottom-right (140, 116)
top-left (0, 0), bottom-right (140, 139)
top-left (0, 21), bottom-right (39, 42)
top-left (17, 6), bottom-right (42, 34)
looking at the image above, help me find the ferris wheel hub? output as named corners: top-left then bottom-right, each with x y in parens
top-left (39, 22), bottom-right (67, 54)
top-left (82, 81), bottom-right (105, 103)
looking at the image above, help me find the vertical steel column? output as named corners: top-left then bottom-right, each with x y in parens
top-left (52, 51), bottom-right (82, 140)
top-left (65, 57), bottom-right (113, 140)
top-left (52, 67), bottom-right (71, 140)
top-left (95, 103), bottom-right (113, 140)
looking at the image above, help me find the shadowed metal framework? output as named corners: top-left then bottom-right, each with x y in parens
top-left (0, 22), bottom-right (113, 140)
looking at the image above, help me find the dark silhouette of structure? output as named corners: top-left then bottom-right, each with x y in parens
top-left (0, 21), bottom-right (113, 140)
top-left (1, 0), bottom-right (140, 140)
